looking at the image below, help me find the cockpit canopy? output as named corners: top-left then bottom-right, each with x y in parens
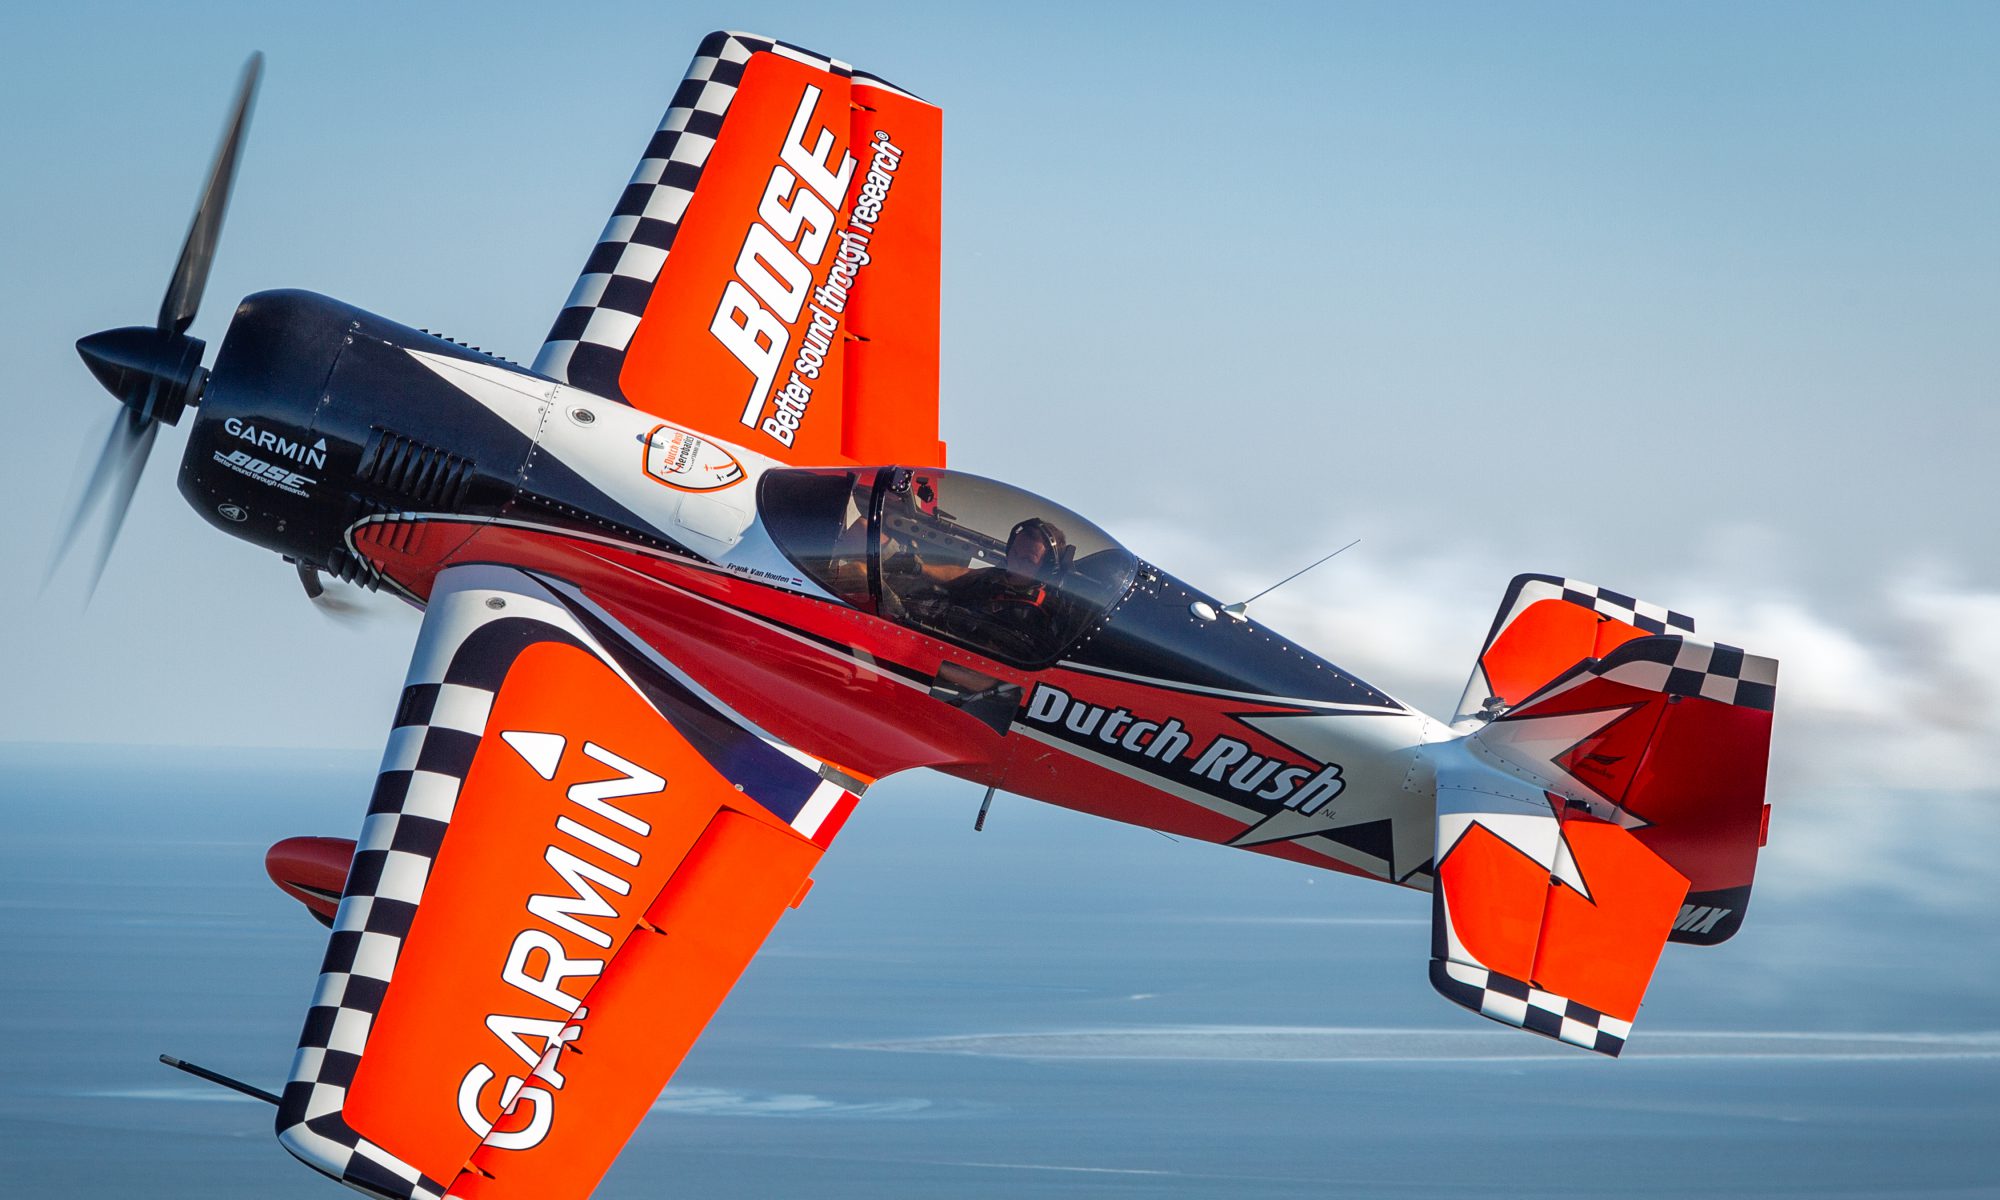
top-left (760, 467), bottom-right (1140, 667)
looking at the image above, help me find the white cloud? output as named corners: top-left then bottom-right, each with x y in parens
top-left (1684, 579), bottom-right (2000, 793)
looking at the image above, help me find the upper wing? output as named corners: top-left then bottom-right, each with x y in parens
top-left (533, 31), bottom-right (944, 469)
top-left (275, 564), bottom-right (862, 1200)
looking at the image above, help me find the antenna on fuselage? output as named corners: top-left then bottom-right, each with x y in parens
top-left (1219, 538), bottom-right (1360, 622)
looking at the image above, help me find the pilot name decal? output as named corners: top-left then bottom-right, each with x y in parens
top-left (642, 424), bottom-right (744, 491)
top-left (1022, 683), bottom-right (1346, 815)
top-left (723, 561), bottom-right (807, 589)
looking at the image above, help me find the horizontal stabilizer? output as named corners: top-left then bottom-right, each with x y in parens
top-left (1453, 573), bottom-right (1695, 727)
top-left (1430, 748), bottom-right (1689, 1056)
top-left (1428, 961), bottom-right (1634, 1056)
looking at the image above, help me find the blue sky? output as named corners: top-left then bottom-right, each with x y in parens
top-left (4, 15), bottom-right (1996, 1193)
top-left (3, 0), bottom-right (1996, 880)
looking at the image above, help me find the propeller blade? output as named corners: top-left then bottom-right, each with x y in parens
top-left (50, 412), bottom-right (137, 570)
top-left (158, 52), bottom-right (262, 336)
top-left (57, 55), bottom-right (262, 604)
top-left (47, 409), bottom-right (145, 588)
top-left (82, 413), bottom-right (159, 601)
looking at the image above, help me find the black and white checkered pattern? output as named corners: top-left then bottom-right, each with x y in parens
top-left (274, 563), bottom-right (864, 1196)
top-left (1586, 635), bottom-right (1780, 711)
top-left (276, 569), bottom-right (597, 1197)
top-left (1495, 573), bottom-right (1696, 643)
top-left (275, 639), bottom-right (524, 1197)
top-left (533, 30), bottom-right (916, 401)
top-left (1553, 579), bottom-right (1695, 637)
top-left (1429, 959), bottom-right (1632, 1056)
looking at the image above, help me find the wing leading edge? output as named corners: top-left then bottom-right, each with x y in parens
top-left (276, 564), bottom-right (861, 1200)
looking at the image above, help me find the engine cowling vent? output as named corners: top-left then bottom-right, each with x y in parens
top-left (359, 428), bottom-right (472, 508)
top-left (323, 545), bottom-right (383, 588)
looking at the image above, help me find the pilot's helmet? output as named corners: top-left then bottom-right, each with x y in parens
top-left (1006, 518), bottom-right (1068, 582)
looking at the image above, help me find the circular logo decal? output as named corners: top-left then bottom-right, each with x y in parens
top-left (643, 424), bottom-right (745, 492)
top-left (218, 503), bottom-right (248, 523)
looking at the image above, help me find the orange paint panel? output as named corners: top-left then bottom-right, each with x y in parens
top-left (1481, 600), bottom-right (1598, 705)
top-left (1483, 599), bottom-right (1651, 707)
top-left (620, 54), bottom-right (854, 460)
top-left (614, 52), bottom-right (941, 467)
top-left (1437, 823), bottom-right (1552, 981)
top-left (450, 810), bottom-right (822, 1200)
top-left (841, 85), bottom-right (943, 465)
top-left (1591, 616), bottom-right (1648, 659)
top-left (1532, 817), bottom-right (1688, 1021)
top-left (344, 643), bottom-right (736, 1179)
top-left (438, 1169), bottom-right (503, 1200)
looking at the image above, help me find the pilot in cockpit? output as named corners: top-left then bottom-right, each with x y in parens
top-left (938, 517), bottom-right (1071, 655)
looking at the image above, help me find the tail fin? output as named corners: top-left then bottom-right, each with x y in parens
top-left (1429, 575), bottom-right (1777, 1054)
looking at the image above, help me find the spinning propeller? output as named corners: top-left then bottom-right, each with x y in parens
top-left (53, 53), bottom-right (262, 598)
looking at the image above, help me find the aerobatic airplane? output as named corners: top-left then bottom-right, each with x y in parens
top-left (58, 31), bottom-right (1777, 1200)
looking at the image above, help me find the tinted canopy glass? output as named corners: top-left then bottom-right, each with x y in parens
top-left (759, 466), bottom-right (1139, 666)
top-left (756, 466), bottom-right (878, 608)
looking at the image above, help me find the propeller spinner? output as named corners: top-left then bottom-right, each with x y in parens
top-left (54, 52), bottom-right (262, 598)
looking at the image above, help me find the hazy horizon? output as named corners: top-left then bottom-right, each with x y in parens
top-left (3, 3), bottom-right (1995, 1195)
top-left (3, 746), bottom-right (1994, 1197)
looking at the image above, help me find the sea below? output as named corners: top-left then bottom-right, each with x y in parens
top-left (1, 745), bottom-right (1994, 1198)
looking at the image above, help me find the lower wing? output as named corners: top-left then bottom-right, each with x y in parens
top-left (275, 564), bottom-right (862, 1199)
